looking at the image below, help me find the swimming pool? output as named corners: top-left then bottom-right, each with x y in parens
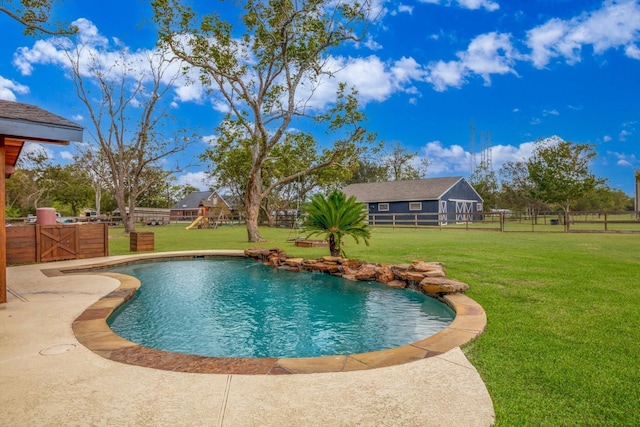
top-left (106, 258), bottom-right (455, 358)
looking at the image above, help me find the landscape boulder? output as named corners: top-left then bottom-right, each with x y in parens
top-left (420, 277), bottom-right (470, 294)
top-left (244, 247), bottom-right (470, 295)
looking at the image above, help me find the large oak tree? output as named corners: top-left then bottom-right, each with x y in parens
top-left (153, 0), bottom-right (377, 242)
top-left (63, 44), bottom-right (190, 232)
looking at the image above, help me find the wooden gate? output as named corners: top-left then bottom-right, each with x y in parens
top-left (37, 225), bottom-right (77, 262)
top-left (6, 223), bottom-right (109, 265)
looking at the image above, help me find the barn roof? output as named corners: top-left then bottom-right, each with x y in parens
top-left (171, 191), bottom-right (213, 210)
top-left (343, 177), bottom-right (466, 203)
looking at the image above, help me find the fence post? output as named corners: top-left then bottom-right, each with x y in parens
top-left (604, 212), bottom-right (608, 231)
top-left (500, 212), bottom-right (505, 232)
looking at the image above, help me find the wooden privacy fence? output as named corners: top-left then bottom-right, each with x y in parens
top-left (6, 223), bottom-right (109, 264)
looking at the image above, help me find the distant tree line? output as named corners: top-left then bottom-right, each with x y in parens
top-left (470, 138), bottom-right (635, 225)
top-left (4, 148), bottom-right (198, 219)
top-left (6, 136), bottom-right (633, 226)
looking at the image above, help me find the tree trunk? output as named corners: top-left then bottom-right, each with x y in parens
top-left (562, 204), bottom-right (570, 233)
top-left (245, 187), bottom-right (264, 242)
top-left (246, 163), bottom-right (265, 242)
top-left (246, 201), bottom-right (263, 242)
top-left (125, 195), bottom-right (136, 233)
top-left (93, 185), bottom-right (101, 217)
top-left (328, 234), bottom-right (340, 257)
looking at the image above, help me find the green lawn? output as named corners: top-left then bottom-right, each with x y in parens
top-left (110, 224), bottom-right (640, 425)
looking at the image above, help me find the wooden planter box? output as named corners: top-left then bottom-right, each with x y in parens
top-left (130, 232), bottom-right (154, 252)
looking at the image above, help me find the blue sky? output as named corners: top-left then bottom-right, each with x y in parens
top-left (0, 0), bottom-right (638, 196)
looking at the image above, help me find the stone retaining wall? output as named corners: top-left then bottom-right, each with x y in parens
top-left (244, 247), bottom-right (470, 296)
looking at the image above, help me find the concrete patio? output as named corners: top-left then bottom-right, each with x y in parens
top-left (0, 254), bottom-right (495, 426)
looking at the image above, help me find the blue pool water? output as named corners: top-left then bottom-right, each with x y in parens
top-left (106, 258), bottom-right (455, 358)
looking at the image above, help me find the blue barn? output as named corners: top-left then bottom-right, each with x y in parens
top-left (343, 176), bottom-right (484, 226)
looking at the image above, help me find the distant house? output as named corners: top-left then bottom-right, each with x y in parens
top-left (170, 191), bottom-right (231, 221)
top-left (342, 176), bottom-right (483, 226)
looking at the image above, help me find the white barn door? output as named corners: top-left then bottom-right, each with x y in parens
top-left (439, 200), bottom-right (448, 225)
top-left (454, 200), bottom-right (474, 222)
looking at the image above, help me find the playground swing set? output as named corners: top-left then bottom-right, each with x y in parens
top-left (185, 199), bottom-right (232, 230)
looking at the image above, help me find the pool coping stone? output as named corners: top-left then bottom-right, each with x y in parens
top-left (50, 250), bottom-right (487, 375)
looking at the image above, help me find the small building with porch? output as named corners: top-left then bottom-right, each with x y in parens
top-left (1, 100), bottom-right (84, 303)
top-left (343, 176), bottom-right (483, 226)
top-left (170, 191), bottom-right (231, 222)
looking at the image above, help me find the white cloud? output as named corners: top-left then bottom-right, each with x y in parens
top-left (419, 139), bottom-right (544, 177)
top-left (174, 83), bottom-right (205, 103)
top-left (202, 134), bottom-right (218, 146)
top-left (459, 32), bottom-right (518, 84)
top-left (397, 4), bottom-right (414, 14)
top-left (296, 55), bottom-right (426, 109)
top-left (12, 18), bottom-right (196, 105)
top-left (390, 56), bottom-right (426, 87)
top-left (175, 171), bottom-right (215, 190)
top-left (363, 36), bottom-right (383, 51)
top-left (60, 151), bottom-right (74, 160)
top-left (626, 44), bottom-right (640, 58)
top-left (603, 135), bottom-right (612, 142)
top-left (608, 151), bottom-right (638, 167)
top-left (71, 114), bottom-right (84, 121)
top-left (489, 141), bottom-right (538, 168)
top-left (619, 129), bottom-right (632, 141)
top-left (335, 56), bottom-right (394, 103)
top-left (419, 0), bottom-right (499, 11)
top-left (426, 60), bottom-right (466, 91)
top-left (456, 0), bottom-right (499, 11)
top-left (420, 140), bottom-right (470, 175)
top-left (211, 99), bottom-right (231, 113)
top-left (526, 0), bottom-right (640, 68)
top-left (427, 32), bottom-right (517, 90)
top-left (543, 109), bottom-right (559, 116)
top-left (0, 75), bottom-right (29, 101)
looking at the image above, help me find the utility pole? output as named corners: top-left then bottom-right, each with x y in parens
top-left (469, 120), bottom-right (476, 178)
top-left (636, 169), bottom-right (640, 221)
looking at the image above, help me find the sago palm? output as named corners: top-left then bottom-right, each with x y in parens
top-left (302, 189), bottom-right (371, 257)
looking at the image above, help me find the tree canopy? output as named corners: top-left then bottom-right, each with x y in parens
top-left (153, 0), bottom-right (378, 242)
top-left (527, 139), bottom-right (601, 218)
top-left (0, 0), bottom-right (77, 35)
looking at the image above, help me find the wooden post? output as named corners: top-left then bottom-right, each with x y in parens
top-left (1, 138), bottom-right (6, 303)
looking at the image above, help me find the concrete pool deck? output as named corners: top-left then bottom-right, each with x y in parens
top-left (1, 252), bottom-right (495, 426)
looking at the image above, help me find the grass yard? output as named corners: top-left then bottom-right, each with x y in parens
top-left (110, 224), bottom-right (640, 425)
